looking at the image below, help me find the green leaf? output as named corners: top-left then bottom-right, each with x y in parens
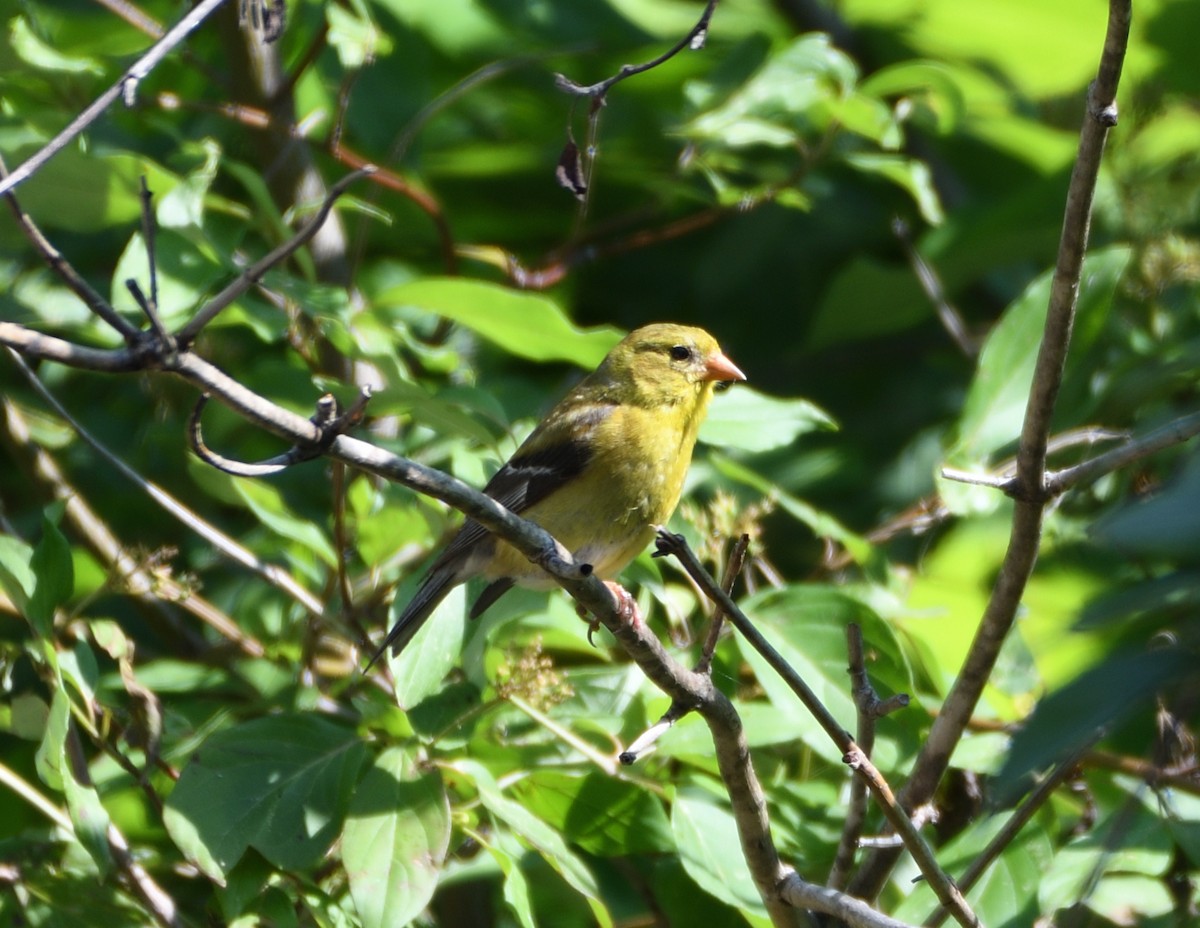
top-left (686, 34), bottom-right (858, 147)
top-left (671, 790), bottom-right (766, 917)
top-left (893, 811), bottom-right (1051, 926)
top-left (35, 687), bottom-right (113, 874)
top-left (488, 841), bottom-right (537, 928)
top-left (458, 761), bottom-right (613, 928)
top-left (388, 583), bottom-right (468, 709)
top-left (509, 771), bottom-right (673, 857)
top-left (1090, 452), bottom-right (1200, 562)
top-left (860, 60), bottom-right (968, 134)
top-left (700, 387), bottom-right (835, 453)
top-left (0, 534), bottom-right (36, 617)
top-left (845, 153), bottom-right (945, 224)
top-left (164, 714), bottom-right (367, 881)
top-left (343, 747), bottom-right (450, 928)
top-left (110, 228), bottom-right (226, 332)
top-left (16, 149), bottom-right (182, 233)
top-left (1039, 786), bottom-right (1175, 916)
top-left (326, 2), bottom-right (392, 70)
top-left (941, 247), bottom-right (1131, 514)
top-left (231, 480), bottom-right (338, 568)
top-left (28, 513), bottom-right (74, 639)
top-left (993, 648), bottom-right (1195, 805)
top-left (9, 16), bottom-right (103, 74)
top-left (377, 278), bottom-right (623, 368)
top-left (735, 586), bottom-right (910, 764)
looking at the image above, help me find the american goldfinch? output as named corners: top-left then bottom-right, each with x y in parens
top-left (370, 322), bottom-right (745, 666)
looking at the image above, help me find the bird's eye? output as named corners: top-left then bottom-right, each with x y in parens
top-left (669, 345), bottom-right (692, 362)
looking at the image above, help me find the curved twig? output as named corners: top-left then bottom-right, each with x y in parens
top-left (553, 1), bottom-right (720, 100)
top-left (187, 388), bottom-right (372, 476)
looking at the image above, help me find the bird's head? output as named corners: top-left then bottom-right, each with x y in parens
top-left (600, 323), bottom-right (746, 407)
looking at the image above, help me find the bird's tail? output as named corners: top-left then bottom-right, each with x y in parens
top-left (364, 566), bottom-right (459, 671)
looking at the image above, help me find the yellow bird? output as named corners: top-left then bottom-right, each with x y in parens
top-left (370, 323), bottom-right (745, 666)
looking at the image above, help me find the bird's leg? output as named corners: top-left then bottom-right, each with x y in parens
top-left (575, 581), bottom-right (642, 645)
top-left (604, 581), bottom-right (642, 626)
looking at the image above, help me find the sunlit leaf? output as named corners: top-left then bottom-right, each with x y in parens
top-left (377, 278), bottom-right (623, 367)
top-left (700, 386), bottom-right (835, 452)
top-left (941, 247), bottom-right (1131, 514)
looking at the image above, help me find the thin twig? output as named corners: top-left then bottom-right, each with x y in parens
top-left (1044, 410), bottom-right (1200, 496)
top-left (850, 0), bottom-right (1133, 899)
top-left (174, 166), bottom-right (374, 345)
top-left (5, 350), bottom-right (324, 621)
top-left (621, 534), bottom-right (750, 764)
top-left (655, 532), bottom-right (978, 927)
top-left (133, 178), bottom-right (171, 346)
top-left (0, 156), bottom-right (140, 342)
top-left (830, 624), bottom-right (911, 890)
top-left (697, 533), bottom-right (749, 674)
top-left (0, 0), bottom-right (230, 198)
top-left (893, 217), bottom-right (975, 358)
top-left (554, 0), bottom-right (720, 99)
top-left (924, 741), bottom-right (1094, 927)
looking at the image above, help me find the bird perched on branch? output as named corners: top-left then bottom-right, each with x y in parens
top-left (368, 322), bottom-right (746, 668)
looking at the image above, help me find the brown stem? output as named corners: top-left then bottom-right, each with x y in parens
top-left (849, 0), bottom-right (1133, 899)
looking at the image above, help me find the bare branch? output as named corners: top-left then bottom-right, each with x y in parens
top-left (831, 624), bottom-right (911, 889)
top-left (621, 535), bottom-right (749, 765)
top-left (0, 0), bottom-right (231, 198)
top-left (175, 166), bottom-right (374, 344)
top-left (0, 323), bottom-right (145, 372)
top-left (554, 1), bottom-right (720, 99)
top-left (654, 531), bottom-right (978, 927)
top-left (4, 349), bottom-right (324, 622)
top-left (0, 156), bottom-right (140, 342)
top-left (1045, 410), bottom-right (1200, 496)
top-left (697, 533), bottom-right (749, 674)
top-left (850, 0), bottom-right (1133, 899)
top-left (779, 876), bottom-right (919, 928)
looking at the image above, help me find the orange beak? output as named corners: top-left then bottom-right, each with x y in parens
top-left (703, 350), bottom-right (747, 384)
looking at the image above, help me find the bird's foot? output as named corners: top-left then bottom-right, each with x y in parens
top-left (575, 582), bottom-right (642, 646)
top-left (604, 581), bottom-right (641, 626)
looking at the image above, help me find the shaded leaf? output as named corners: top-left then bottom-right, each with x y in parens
top-left (671, 790), bottom-right (766, 917)
top-left (458, 761), bottom-right (613, 928)
top-left (164, 715), bottom-right (367, 881)
top-left (993, 648), bottom-right (1194, 805)
top-left (343, 747), bottom-right (450, 928)
top-left (509, 770), bottom-right (672, 856)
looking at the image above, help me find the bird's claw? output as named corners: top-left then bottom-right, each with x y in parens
top-left (604, 581), bottom-right (642, 627)
top-left (575, 582), bottom-right (642, 647)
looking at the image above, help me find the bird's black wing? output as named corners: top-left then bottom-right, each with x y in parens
top-left (430, 403), bottom-right (611, 572)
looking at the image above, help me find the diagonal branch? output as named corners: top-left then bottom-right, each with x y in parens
top-left (655, 532), bottom-right (977, 927)
top-left (174, 166), bottom-right (374, 345)
top-left (0, 0), bottom-right (231, 198)
top-left (850, 0), bottom-right (1133, 900)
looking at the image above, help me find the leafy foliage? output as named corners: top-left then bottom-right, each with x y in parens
top-left (1, 1), bottom-right (1199, 926)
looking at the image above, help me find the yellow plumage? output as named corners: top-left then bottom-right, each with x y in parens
top-left (369, 322), bottom-right (745, 666)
